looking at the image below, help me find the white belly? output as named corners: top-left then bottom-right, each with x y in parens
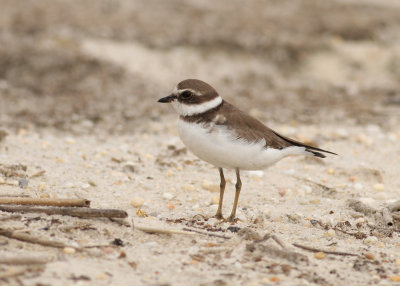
top-left (178, 119), bottom-right (307, 170)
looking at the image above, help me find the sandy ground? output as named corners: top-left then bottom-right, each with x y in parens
top-left (1, 0), bottom-right (400, 285)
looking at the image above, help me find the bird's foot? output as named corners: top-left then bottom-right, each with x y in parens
top-left (214, 212), bottom-right (224, 220)
top-left (226, 215), bottom-right (238, 223)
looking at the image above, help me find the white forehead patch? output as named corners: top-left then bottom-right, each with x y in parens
top-left (171, 96), bottom-right (223, 116)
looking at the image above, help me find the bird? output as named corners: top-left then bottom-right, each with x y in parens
top-left (158, 79), bottom-right (337, 222)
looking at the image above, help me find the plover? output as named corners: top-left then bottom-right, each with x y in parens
top-left (158, 79), bottom-right (336, 221)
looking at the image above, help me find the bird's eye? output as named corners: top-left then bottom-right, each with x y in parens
top-left (180, 91), bottom-right (192, 99)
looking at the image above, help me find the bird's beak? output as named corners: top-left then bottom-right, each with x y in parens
top-left (158, 94), bottom-right (176, 103)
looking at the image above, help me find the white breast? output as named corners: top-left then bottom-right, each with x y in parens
top-left (178, 119), bottom-right (308, 170)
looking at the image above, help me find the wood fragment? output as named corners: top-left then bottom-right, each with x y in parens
top-left (0, 214), bottom-right (21, 221)
top-left (292, 243), bottom-right (358, 256)
top-left (182, 227), bottom-right (231, 239)
top-left (0, 228), bottom-right (71, 248)
top-left (0, 205), bottom-right (127, 218)
top-left (135, 225), bottom-right (196, 236)
top-left (381, 207), bottom-right (393, 226)
top-left (0, 256), bottom-right (49, 265)
top-left (0, 197), bottom-right (90, 207)
top-left (29, 170), bottom-right (46, 178)
top-left (108, 217), bottom-right (131, 227)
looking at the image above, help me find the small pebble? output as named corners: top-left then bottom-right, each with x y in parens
top-left (365, 253), bottom-right (374, 260)
top-left (210, 196), bottom-right (219, 205)
top-left (356, 217), bottom-right (365, 224)
top-left (364, 236), bottom-right (378, 244)
top-left (130, 197), bottom-right (145, 208)
top-left (327, 229), bottom-right (336, 237)
top-left (315, 252), bottom-right (326, 259)
top-left (183, 184), bottom-right (196, 191)
top-left (81, 183), bottom-right (90, 189)
top-left (65, 137), bottom-right (76, 145)
top-left (356, 134), bottom-right (373, 146)
top-left (373, 183), bottom-right (384, 191)
top-left (162, 192), bottom-right (174, 200)
top-left (395, 259), bottom-right (400, 266)
top-left (63, 247), bottom-right (76, 254)
top-left (354, 183), bottom-right (363, 190)
top-left (103, 247), bottom-right (114, 254)
top-left (327, 168), bottom-right (335, 175)
top-left (201, 180), bottom-right (219, 192)
top-left (18, 178), bottom-right (29, 188)
top-left (97, 273), bottom-right (108, 280)
top-left (269, 277), bottom-right (280, 283)
top-left (166, 170), bottom-right (174, 177)
top-left (278, 188), bottom-right (286, 197)
top-left (390, 276), bottom-right (400, 282)
top-left (123, 162), bottom-right (135, 173)
top-left (304, 185), bottom-right (312, 193)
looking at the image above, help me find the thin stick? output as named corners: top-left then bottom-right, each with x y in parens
top-left (0, 256), bottom-right (49, 265)
top-left (0, 228), bottom-right (71, 248)
top-left (0, 214), bottom-right (21, 221)
top-left (29, 170), bottom-right (46, 178)
top-left (0, 205), bottom-right (127, 218)
top-left (293, 243), bottom-right (358, 256)
top-left (135, 225), bottom-right (196, 236)
top-left (182, 227), bottom-right (231, 239)
top-left (0, 197), bottom-right (90, 207)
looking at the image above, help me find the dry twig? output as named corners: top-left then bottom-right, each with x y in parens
top-left (293, 243), bottom-right (358, 256)
top-left (29, 170), bottom-right (46, 178)
top-left (182, 227), bottom-right (232, 239)
top-left (0, 197), bottom-right (90, 207)
top-left (135, 224), bottom-right (196, 236)
top-left (0, 228), bottom-right (71, 248)
top-left (0, 256), bottom-right (49, 265)
top-left (0, 205), bottom-right (127, 218)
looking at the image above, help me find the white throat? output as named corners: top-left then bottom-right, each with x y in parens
top-left (171, 96), bottom-right (223, 116)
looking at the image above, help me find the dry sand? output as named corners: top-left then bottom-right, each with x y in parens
top-left (1, 1), bottom-right (400, 285)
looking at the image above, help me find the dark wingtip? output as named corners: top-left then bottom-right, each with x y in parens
top-left (308, 150), bottom-right (326, 158)
top-left (306, 148), bottom-right (338, 158)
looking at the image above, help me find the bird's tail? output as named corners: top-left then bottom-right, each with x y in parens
top-left (272, 131), bottom-right (338, 157)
